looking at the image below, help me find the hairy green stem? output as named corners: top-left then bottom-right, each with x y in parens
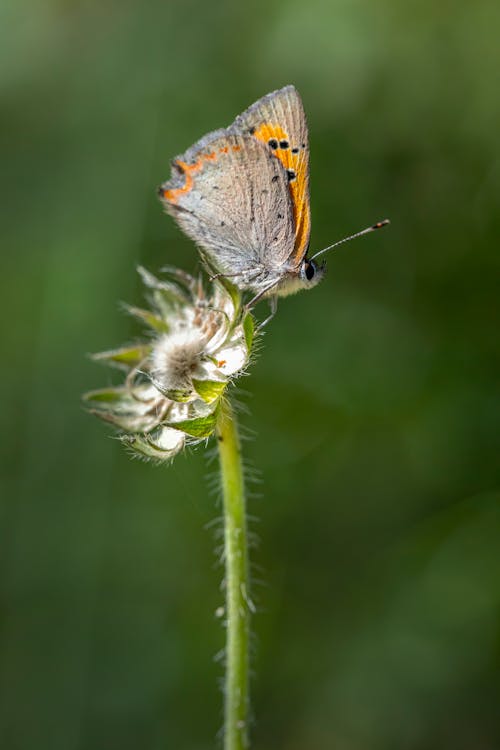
top-left (217, 398), bottom-right (250, 750)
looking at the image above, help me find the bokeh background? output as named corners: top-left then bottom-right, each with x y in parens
top-left (1, 1), bottom-right (499, 748)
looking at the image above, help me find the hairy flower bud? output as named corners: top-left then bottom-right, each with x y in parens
top-left (84, 267), bottom-right (254, 462)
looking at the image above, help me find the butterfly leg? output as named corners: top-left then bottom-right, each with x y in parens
top-left (244, 283), bottom-right (280, 327)
top-left (257, 295), bottom-right (278, 329)
top-left (245, 280), bottom-right (280, 311)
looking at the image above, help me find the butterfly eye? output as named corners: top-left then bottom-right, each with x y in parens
top-left (305, 261), bottom-right (316, 281)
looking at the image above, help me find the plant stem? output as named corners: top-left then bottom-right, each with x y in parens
top-left (217, 398), bottom-right (250, 750)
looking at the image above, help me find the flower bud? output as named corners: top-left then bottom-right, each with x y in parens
top-left (84, 267), bottom-right (254, 462)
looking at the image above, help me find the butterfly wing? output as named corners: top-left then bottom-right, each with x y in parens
top-left (231, 85), bottom-right (311, 269)
top-left (159, 130), bottom-right (295, 290)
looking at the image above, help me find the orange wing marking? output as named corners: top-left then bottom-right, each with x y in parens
top-left (162, 145), bottom-right (241, 204)
top-left (252, 123), bottom-right (310, 264)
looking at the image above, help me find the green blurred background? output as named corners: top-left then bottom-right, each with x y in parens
top-left (1, 1), bottom-right (499, 748)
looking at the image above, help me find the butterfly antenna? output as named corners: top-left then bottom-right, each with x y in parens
top-left (310, 219), bottom-right (390, 261)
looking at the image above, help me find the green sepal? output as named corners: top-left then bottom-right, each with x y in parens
top-left (168, 410), bottom-right (217, 438)
top-left (160, 266), bottom-right (198, 296)
top-left (83, 386), bottom-right (131, 405)
top-left (163, 388), bottom-right (193, 403)
top-left (91, 344), bottom-right (151, 370)
top-left (87, 408), bottom-right (154, 433)
top-left (83, 386), bottom-right (157, 417)
top-left (192, 378), bottom-right (227, 403)
top-left (123, 304), bottom-right (169, 333)
top-left (214, 275), bottom-right (241, 315)
top-left (148, 377), bottom-right (193, 403)
top-left (121, 433), bottom-right (183, 461)
top-left (138, 266), bottom-right (188, 309)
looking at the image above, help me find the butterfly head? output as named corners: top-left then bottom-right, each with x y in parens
top-left (273, 257), bottom-right (326, 298)
top-left (300, 258), bottom-right (326, 287)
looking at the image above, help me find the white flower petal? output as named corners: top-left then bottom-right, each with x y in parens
top-left (194, 360), bottom-right (226, 382)
top-left (156, 426), bottom-right (185, 452)
top-left (214, 343), bottom-right (248, 375)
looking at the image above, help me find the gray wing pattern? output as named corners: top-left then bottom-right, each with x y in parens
top-left (158, 130), bottom-right (295, 288)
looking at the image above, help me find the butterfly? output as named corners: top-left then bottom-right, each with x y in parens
top-left (158, 85), bottom-right (388, 314)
